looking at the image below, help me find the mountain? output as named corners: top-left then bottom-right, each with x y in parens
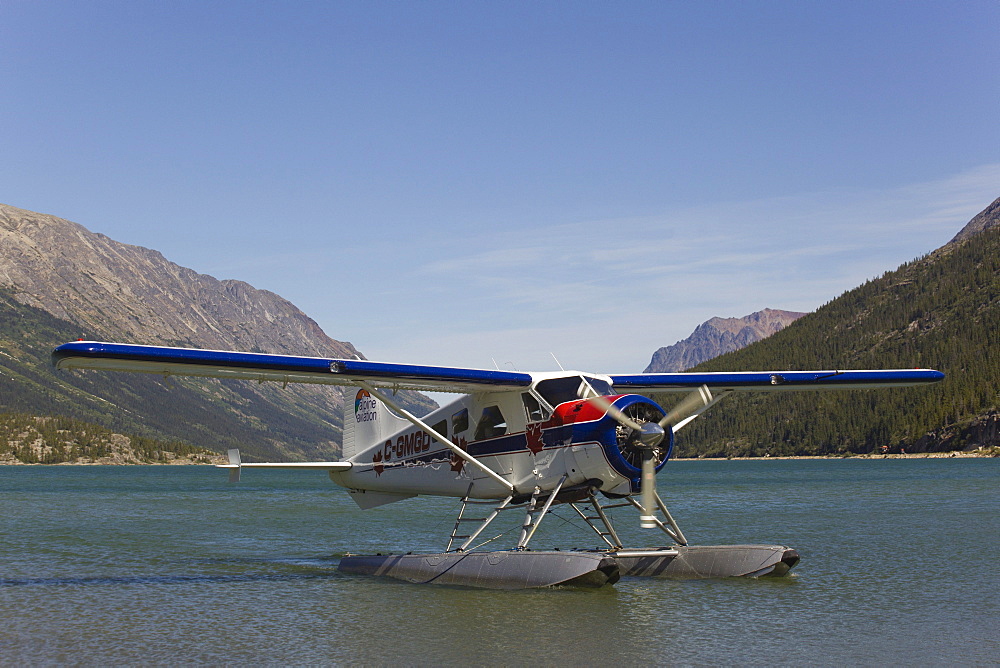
top-left (644, 309), bottom-right (807, 372)
top-left (0, 203), bottom-right (362, 360)
top-left (945, 196), bottom-right (1000, 245)
top-left (0, 203), bottom-right (433, 461)
top-left (666, 197), bottom-right (1000, 457)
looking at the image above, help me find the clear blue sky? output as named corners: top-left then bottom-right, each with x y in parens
top-left (2, 1), bottom-right (998, 371)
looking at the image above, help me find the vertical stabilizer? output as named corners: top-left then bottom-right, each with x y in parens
top-left (342, 387), bottom-right (409, 460)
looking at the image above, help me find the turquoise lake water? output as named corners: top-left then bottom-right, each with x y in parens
top-left (1, 458), bottom-right (997, 665)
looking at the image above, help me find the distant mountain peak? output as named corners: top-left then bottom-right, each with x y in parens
top-left (946, 196), bottom-right (1000, 246)
top-left (644, 308), bottom-right (806, 373)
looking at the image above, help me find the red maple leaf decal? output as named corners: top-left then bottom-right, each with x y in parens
top-left (449, 436), bottom-right (468, 473)
top-left (526, 423), bottom-right (544, 455)
top-left (372, 450), bottom-right (384, 476)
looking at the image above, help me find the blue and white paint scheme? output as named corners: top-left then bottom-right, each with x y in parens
top-left (52, 340), bottom-right (943, 505)
top-left (52, 340), bottom-right (943, 587)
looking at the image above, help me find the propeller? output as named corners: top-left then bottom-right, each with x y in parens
top-left (583, 383), bottom-right (714, 529)
top-left (582, 390), bottom-right (666, 529)
top-left (657, 384), bottom-right (713, 431)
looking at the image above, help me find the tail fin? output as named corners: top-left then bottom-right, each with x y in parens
top-left (342, 387), bottom-right (409, 460)
top-left (225, 448), bottom-right (241, 483)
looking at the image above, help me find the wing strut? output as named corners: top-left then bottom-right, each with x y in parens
top-left (357, 382), bottom-right (515, 492)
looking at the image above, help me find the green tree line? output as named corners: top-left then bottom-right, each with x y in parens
top-left (0, 288), bottom-right (340, 461)
top-left (663, 224), bottom-right (1000, 457)
top-left (0, 412), bottom-right (216, 464)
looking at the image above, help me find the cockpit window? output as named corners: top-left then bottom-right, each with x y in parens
top-left (586, 378), bottom-right (615, 397)
top-left (535, 377), bottom-right (585, 407)
top-left (474, 405), bottom-right (507, 440)
top-left (535, 376), bottom-right (615, 407)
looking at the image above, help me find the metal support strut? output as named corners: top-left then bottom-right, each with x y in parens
top-left (569, 490), bottom-right (625, 550)
top-left (446, 484), bottom-right (515, 553)
top-left (570, 489), bottom-right (688, 548)
top-left (626, 490), bottom-right (687, 545)
top-left (516, 475), bottom-right (568, 550)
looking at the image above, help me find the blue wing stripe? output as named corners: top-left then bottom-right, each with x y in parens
top-left (51, 341), bottom-right (533, 388)
top-left (53, 342), bottom-right (334, 374)
top-left (330, 359), bottom-right (532, 386)
top-left (610, 369), bottom-right (944, 390)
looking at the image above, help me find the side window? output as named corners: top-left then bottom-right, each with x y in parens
top-left (474, 405), bottom-right (507, 440)
top-left (432, 419), bottom-right (448, 439)
top-left (522, 393), bottom-right (546, 422)
top-left (451, 409), bottom-right (469, 435)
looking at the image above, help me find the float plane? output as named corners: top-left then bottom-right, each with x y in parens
top-left (53, 341), bottom-right (943, 589)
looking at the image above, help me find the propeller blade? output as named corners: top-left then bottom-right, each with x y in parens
top-left (658, 384), bottom-right (713, 428)
top-left (639, 449), bottom-right (657, 529)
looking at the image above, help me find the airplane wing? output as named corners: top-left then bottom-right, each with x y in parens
top-left (52, 342), bottom-right (944, 395)
top-left (52, 341), bottom-right (533, 394)
top-left (609, 369), bottom-right (944, 393)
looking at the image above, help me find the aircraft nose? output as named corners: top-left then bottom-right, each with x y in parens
top-left (636, 421), bottom-right (666, 449)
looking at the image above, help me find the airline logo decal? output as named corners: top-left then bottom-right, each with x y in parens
top-left (355, 389), bottom-right (378, 423)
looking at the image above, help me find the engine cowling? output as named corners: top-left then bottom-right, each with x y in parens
top-left (553, 395), bottom-right (673, 490)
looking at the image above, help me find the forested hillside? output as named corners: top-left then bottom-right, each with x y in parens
top-left (0, 413), bottom-right (223, 464)
top-left (0, 288), bottom-right (344, 461)
top-left (669, 221), bottom-right (1000, 457)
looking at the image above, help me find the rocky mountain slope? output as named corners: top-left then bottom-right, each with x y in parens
top-left (644, 308), bottom-right (806, 373)
top-left (0, 203), bottom-right (432, 461)
top-left (0, 204), bottom-right (357, 359)
top-left (945, 196), bottom-right (1000, 245)
top-left (669, 196), bottom-right (1000, 457)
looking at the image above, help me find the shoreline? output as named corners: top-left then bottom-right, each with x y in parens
top-left (674, 449), bottom-right (995, 461)
top-left (0, 455), bottom-right (227, 466)
top-left (1, 449), bottom-right (996, 465)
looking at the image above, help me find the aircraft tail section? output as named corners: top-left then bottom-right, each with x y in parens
top-left (342, 387), bottom-right (409, 460)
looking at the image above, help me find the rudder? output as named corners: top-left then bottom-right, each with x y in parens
top-left (342, 387), bottom-right (409, 460)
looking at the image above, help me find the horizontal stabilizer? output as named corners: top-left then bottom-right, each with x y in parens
top-left (215, 462), bottom-right (353, 471)
top-left (216, 448), bottom-right (351, 482)
top-left (215, 461), bottom-right (352, 472)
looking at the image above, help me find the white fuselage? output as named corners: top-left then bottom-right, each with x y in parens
top-left (330, 374), bottom-right (659, 501)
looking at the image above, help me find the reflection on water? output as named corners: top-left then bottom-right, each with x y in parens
top-left (0, 459), bottom-right (997, 664)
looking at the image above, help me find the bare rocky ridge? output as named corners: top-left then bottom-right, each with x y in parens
top-left (644, 308), bottom-right (807, 373)
top-left (0, 203), bottom-right (359, 359)
top-left (946, 196), bottom-right (1000, 245)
